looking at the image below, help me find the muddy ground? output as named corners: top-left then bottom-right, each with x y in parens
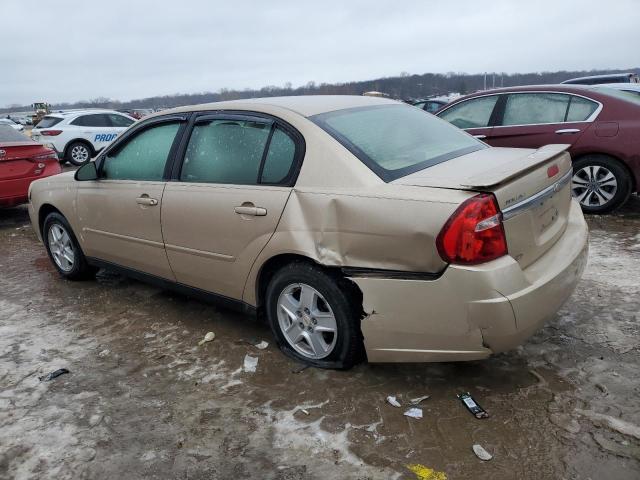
top-left (1, 196), bottom-right (639, 480)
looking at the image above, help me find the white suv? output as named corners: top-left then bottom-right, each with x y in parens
top-left (31, 110), bottom-right (135, 165)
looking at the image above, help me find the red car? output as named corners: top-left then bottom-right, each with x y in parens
top-left (0, 125), bottom-right (62, 207)
top-left (436, 85), bottom-right (640, 213)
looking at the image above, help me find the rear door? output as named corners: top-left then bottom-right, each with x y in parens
top-left (161, 113), bottom-right (302, 300)
top-left (487, 92), bottom-right (598, 148)
top-left (437, 94), bottom-right (500, 141)
top-left (76, 117), bottom-right (186, 279)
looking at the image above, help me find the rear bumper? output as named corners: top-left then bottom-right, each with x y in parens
top-left (350, 200), bottom-right (589, 363)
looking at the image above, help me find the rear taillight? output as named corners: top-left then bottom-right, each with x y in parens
top-left (41, 130), bottom-right (62, 136)
top-left (436, 193), bottom-right (507, 265)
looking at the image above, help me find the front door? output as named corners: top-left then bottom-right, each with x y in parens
top-left (161, 114), bottom-right (301, 300)
top-left (76, 120), bottom-right (184, 279)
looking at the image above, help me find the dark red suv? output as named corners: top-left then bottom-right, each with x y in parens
top-left (436, 85), bottom-right (640, 213)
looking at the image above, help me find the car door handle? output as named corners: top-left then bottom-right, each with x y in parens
top-left (234, 205), bottom-right (267, 216)
top-left (555, 128), bottom-right (581, 134)
top-left (136, 196), bottom-right (158, 206)
top-left (473, 134), bottom-right (487, 139)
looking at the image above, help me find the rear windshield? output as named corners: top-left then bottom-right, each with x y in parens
top-left (311, 104), bottom-right (485, 182)
top-left (35, 116), bottom-right (63, 129)
top-left (592, 87), bottom-right (640, 106)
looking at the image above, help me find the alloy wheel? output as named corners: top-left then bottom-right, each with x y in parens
top-left (47, 223), bottom-right (75, 272)
top-left (571, 165), bottom-right (618, 208)
top-left (71, 145), bottom-right (89, 163)
top-left (276, 283), bottom-right (338, 359)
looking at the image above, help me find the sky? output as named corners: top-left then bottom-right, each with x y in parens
top-left (1, 0), bottom-right (638, 107)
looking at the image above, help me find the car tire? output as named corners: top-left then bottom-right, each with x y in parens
top-left (65, 141), bottom-right (92, 166)
top-left (265, 262), bottom-right (365, 369)
top-left (571, 155), bottom-right (632, 214)
top-left (43, 212), bottom-right (97, 280)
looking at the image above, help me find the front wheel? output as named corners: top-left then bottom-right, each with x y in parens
top-left (43, 212), bottom-right (97, 280)
top-left (571, 155), bottom-right (631, 214)
top-left (265, 262), bottom-right (364, 369)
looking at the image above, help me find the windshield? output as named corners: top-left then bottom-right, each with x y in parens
top-left (592, 87), bottom-right (640, 106)
top-left (312, 104), bottom-right (485, 182)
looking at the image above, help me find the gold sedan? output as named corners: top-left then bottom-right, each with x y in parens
top-left (28, 96), bottom-right (588, 368)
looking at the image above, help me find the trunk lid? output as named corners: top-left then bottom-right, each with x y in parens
top-left (394, 144), bottom-right (574, 268)
top-left (0, 143), bottom-right (56, 180)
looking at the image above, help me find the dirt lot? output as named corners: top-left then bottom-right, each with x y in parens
top-left (1, 195), bottom-right (639, 480)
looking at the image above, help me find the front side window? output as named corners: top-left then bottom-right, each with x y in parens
top-left (313, 104), bottom-right (485, 182)
top-left (102, 122), bottom-right (180, 181)
top-left (502, 93), bottom-right (570, 125)
top-left (438, 96), bottom-right (499, 129)
top-left (180, 119), bottom-right (271, 184)
top-left (109, 114), bottom-right (135, 127)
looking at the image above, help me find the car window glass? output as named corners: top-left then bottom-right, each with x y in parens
top-left (566, 96), bottom-right (598, 122)
top-left (438, 96), bottom-right (499, 129)
top-left (313, 104), bottom-right (484, 181)
top-left (35, 116), bottom-right (62, 128)
top-left (180, 119), bottom-right (270, 184)
top-left (261, 127), bottom-right (296, 183)
top-left (71, 114), bottom-right (110, 127)
top-left (109, 114), bottom-right (135, 127)
top-left (103, 122), bottom-right (180, 181)
top-left (424, 101), bottom-right (441, 113)
top-left (502, 93), bottom-right (569, 125)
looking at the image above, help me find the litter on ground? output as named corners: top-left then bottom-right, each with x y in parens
top-left (404, 407), bottom-right (423, 419)
top-left (39, 368), bottom-right (70, 382)
top-left (387, 395), bottom-right (401, 407)
top-left (472, 444), bottom-right (493, 461)
top-left (243, 354), bottom-right (259, 373)
top-left (198, 331), bottom-right (215, 346)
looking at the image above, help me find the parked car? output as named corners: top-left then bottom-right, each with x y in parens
top-left (410, 98), bottom-right (448, 113)
top-left (562, 73), bottom-right (639, 85)
top-left (597, 83), bottom-right (640, 97)
top-left (31, 110), bottom-right (136, 166)
top-left (436, 85), bottom-right (640, 213)
top-left (0, 125), bottom-right (61, 208)
top-left (0, 118), bottom-right (25, 132)
top-left (28, 96), bottom-right (588, 368)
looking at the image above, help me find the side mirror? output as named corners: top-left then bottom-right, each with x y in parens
top-left (74, 161), bottom-right (98, 181)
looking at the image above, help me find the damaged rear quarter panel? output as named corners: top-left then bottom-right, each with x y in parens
top-left (243, 183), bottom-right (472, 305)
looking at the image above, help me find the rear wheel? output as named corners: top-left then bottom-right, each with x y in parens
top-left (43, 212), bottom-right (96, 280)
top-left (65, 141), bottom-right (92, 166)
top-left (265, 262), bottom-right (364, 369)
top-left (571, 155), bottom-right (631, 214)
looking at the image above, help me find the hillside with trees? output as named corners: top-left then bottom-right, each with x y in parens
top-left (3, 67), bottom-right (639, 114)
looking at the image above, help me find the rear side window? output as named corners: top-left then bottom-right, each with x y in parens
top-left (102, 122), bottom-right (180, 181)
top-left (438, 96), bottom-right (499, 129)
top-left (502, 93), bottom-right (570, 125)
top-left (566, 96), bottom-right (599, 121)
top-left (181, 119), bottom-right (271, 184)
top-left (36, 116), bottom-right (62, 128)
top-left (313, 104), bottom-right (485, 182)
top-left (71, 114), bottom-right (111, 127)
top-left (261, 127), bottom-right (296, 183)
top-left (109, 114), bottom-right (135, 127)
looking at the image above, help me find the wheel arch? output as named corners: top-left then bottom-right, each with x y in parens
top-left (253, 253), bottom-right (363, 317)
top-left (572, 152), bottom-right (637, 193)
top-left (38, 203), bottom-right (64, 239)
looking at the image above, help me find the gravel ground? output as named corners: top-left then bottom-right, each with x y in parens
top-left (1, 195), bottom-right (639, 480)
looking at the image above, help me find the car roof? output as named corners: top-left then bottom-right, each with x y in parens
top-left (46, 109), bottom-right (125, 118)
top-left (561, 73), bottom-right (637, 83)
top-left (152, 95), bottom-right (399, 119)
